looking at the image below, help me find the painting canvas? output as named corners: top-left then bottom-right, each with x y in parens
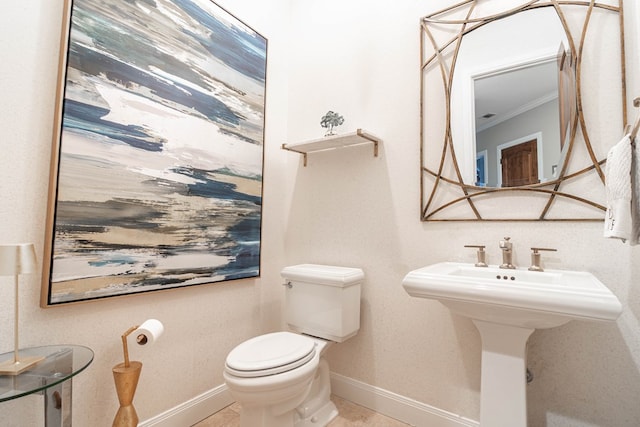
top-left (41, 0), bottom-right (267, 306)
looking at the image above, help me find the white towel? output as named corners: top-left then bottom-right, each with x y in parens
top-left (604, 134), bottom-right (633, 243)
top-left (631, 136), bottom-right (640, 245)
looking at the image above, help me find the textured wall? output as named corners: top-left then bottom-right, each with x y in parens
top-left (0, 0), bottom-right (291, 425)
top-left (284, 1), bottom-right (640, 425)
top-left (1, 1), bottom-right (639, 426)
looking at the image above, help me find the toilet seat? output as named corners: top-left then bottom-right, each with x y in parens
top-left (225, 332), bottom-right (316, 378)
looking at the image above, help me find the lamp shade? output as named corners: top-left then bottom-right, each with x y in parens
top-left (0, 244), bottom-right (37, 276)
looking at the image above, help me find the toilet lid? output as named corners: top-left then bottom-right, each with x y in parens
top-left (225, 332), bottom-right (316, 378)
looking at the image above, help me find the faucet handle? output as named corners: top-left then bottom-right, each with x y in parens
top-left (499, 237), bottom-right (512, 249)
top-left (464, 245), bottom-right (488, 267)
top-left (528, 247), bottom-right (557, 272)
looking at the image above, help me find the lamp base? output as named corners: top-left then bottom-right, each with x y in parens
top-left (0, 355), bottom-right (45, 375)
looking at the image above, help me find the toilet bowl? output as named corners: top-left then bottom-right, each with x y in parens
top-left (224, 332), bottom-right (335, 427)
top-left (223, 264), bottom-right (364, 427)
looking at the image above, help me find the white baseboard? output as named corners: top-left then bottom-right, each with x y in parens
top-left (330, 373), bottom-right (479, 427)
top-left (139, 375), bottom-right (479, 427)
top-left (138, 384), bottom-right (234, 427)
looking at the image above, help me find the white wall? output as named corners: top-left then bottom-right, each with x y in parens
top-left (285, 1), bottom-right (640, 426)
top-left (1, 1), bottom-right (640, 426)
top-left (0, 0), bottom-right (291, 425)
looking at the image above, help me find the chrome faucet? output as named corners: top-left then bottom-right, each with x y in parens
top-left (499, 237), bottom-right (516, 269)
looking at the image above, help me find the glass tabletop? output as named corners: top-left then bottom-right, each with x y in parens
top-left (0, 345), bottom-right (94, 402)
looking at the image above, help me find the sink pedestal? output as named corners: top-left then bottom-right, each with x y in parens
top-left (473, 320), bottom-right (534, 427)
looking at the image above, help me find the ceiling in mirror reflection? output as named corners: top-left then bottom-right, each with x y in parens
top-left (474, 60), bottom-right (558, 133)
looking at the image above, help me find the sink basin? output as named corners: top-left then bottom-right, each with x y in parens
top-left (403, 262), bottom-right (622, 427)
top-left (402, 262), bottom-right (622, 329)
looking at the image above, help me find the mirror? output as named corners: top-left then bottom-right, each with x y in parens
top-left (420, 0), bottom-right (626, 221)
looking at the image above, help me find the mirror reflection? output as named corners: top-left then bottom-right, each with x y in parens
top-left (474, 53), bottom-right (575, 187)
top-left (451, 7), bottom-right (573, 188)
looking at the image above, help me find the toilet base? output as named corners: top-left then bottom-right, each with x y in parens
top-left (294, 399), bottom-right (338, 427)
top-left (294, 357), bottom-right (337, 426)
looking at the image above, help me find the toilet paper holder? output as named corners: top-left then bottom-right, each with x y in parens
top-left (112, 319), bottom-right (164, 427)
top-left (120, 319), bottom-right (163, 366)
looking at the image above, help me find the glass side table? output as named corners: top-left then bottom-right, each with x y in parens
top-left (0, 345), bottom-right (94, 427)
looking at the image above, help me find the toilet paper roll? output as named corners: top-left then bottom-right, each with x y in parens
top-left (134, 319), bottom-right (164, 346)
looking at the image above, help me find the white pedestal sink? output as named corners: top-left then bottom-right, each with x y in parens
top-left (402, 262), bottom-right (622, 427)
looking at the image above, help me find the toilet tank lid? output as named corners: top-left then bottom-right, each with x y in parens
top-left (281, 264), bottom-right (364, 287)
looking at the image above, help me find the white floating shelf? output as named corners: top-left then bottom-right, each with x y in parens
top-left (282, 129), bottom-right (380, 166)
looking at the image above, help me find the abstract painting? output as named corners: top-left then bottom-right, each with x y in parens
top-left (41, 0), bottom-right (267, 306)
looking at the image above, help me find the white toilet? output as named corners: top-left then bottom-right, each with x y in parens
top-left (223, 264), bottom-right (364, 427)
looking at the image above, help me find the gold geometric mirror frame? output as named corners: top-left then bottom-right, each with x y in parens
top-left (420, 0), bottom-right (626, 221)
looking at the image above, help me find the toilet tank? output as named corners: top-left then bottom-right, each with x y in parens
top-left (281, 264), bottom-right (363, 343)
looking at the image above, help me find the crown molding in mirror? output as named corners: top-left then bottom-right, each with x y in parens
top-left (420, 0), bottom-right (626, 221)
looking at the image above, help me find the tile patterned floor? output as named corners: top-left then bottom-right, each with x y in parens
top-left (192, 395), bottom-right (411, 427)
